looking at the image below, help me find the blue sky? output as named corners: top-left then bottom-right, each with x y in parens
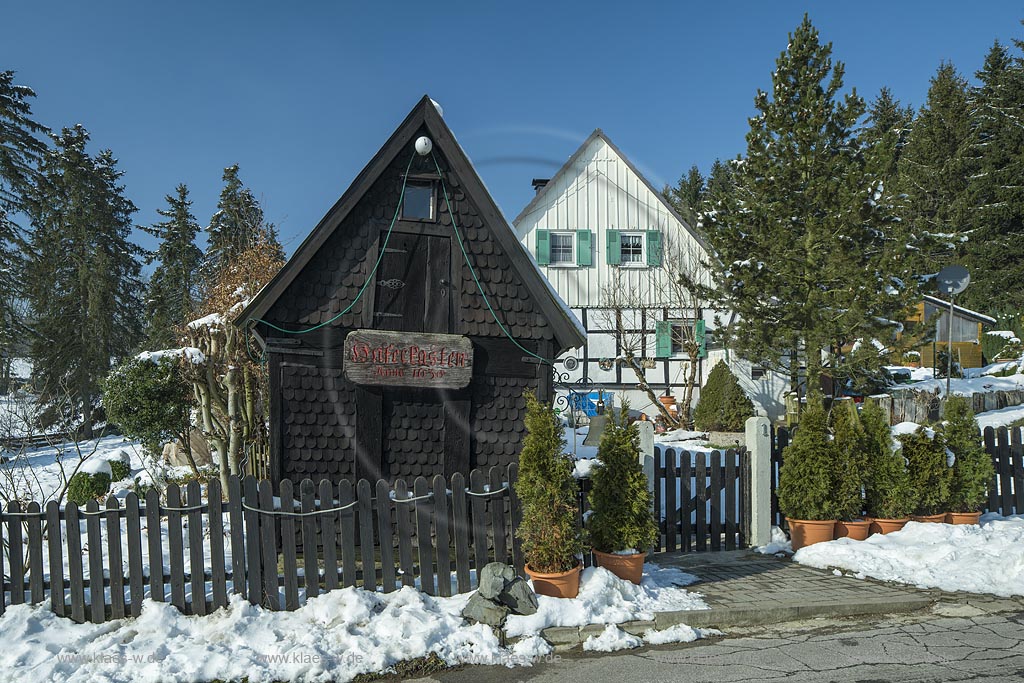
top-left (3, 2), bottom-right (1022, 255)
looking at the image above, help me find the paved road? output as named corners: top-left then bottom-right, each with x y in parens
top-left (428, 603), bottom-right (1024, 683)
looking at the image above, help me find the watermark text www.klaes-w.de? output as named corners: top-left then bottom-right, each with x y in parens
top-left (255, 653), bottom-right (365, 665)
top-left (56, 653), bottom-right (160, 665)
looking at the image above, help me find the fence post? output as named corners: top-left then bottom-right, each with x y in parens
top-left (746, 416), bottom-right (772, 548)
top-left (637, 420), bottom-right (655, 508)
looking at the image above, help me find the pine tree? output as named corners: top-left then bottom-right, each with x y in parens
top-left (699, 16), bottom-right (919, 396)
top-left (588, 401), bottom-right (658, 554)
top-left (0, 71), bottom-right (48, 392)
top-left (514, 392), bottom-right (582, 574)
top-left (202, 164), bottom-right (282, 289)
top-left (943, 395), bottom-right (993, 512)
top-left (896, 63), bottom-right (973, 271)
top-left (26, 126), bottom-right (144, 434)
top-left (961, 40), bottom-right (1024, 312)
top-left (143, 184), bottom-right (203, 349)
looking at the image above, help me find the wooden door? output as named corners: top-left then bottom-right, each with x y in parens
top-left (373, 232), bottom-right (451, 333)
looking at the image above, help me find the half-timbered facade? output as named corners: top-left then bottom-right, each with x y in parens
top-left (514, 130), bottom-right (788, 420)
top-left (237, 97), bottom-right (585, 486)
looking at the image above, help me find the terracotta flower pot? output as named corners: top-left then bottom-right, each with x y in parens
top-left (835, 519), bottom-right (871, 541)
top-left (525, 563), bottom-right (582, 599)
top-left (869, 518), bottom-right (909, 535)
top-left (945, 511), bottom-right (982, 525)
top-left (910, 513), bottom-right (947, 523)
top-left (786, 518), bottom-right (836, 550)
top-left (592, 549), bottom-right (646, 585)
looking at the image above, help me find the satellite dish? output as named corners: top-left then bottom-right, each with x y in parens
top-left (936, 265), bottom-right (970, 296)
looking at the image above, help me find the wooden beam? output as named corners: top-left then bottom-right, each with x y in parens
top-left (354, 385), bottom-right (384, 481)
top-left (443, 392), bottom-right (472, 478)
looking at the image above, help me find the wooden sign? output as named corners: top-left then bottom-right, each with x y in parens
top-left (343, 330), bottom-right (473, 389)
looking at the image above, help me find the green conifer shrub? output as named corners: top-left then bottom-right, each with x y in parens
top-left (829, 399), bottom-right (867, 520)
top-left (777, 401), bottom-right (839, 520)
top-left (587, 401), bottom-right (659, 553)
top-left (515, 392), bottom-right (582, 574)
top-left (861, 402), bottom-right (916, 518)
top-left (693, 361), bottom-right (755, 432)
top-left (943, 396), bottom-right (994, 512)
top-left (103, 355), bottom-right (193, 457)
top-left (67, 470), bottom-right (112, 506)
top-left (901, 427), bottom-right (952, 516)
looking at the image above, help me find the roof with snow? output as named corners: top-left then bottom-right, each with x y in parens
top-left (922, 295), bottom-right (997, 326)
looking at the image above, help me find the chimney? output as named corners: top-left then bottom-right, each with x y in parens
top-left (531, 178), bottom-right (549, 194)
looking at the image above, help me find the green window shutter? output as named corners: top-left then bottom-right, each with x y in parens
top-left (606, 229), bottom-right (621, 265)
top-left (646, 230), bottom-right (663, 266)
top-left (656, 320), bottom-right (671, 357)
top-left (576, 229), bottom-right (592, 266)
top-left (536, 229), bottom-right (550, 265)
top-left (695, 319), bottom-right (707, 359)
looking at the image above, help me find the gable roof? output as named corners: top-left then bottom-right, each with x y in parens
top-left (922, 295), bottom-right (996, 326)
top-left (512, 128), bottom-right (711, 252)
top-left (236, 95), bottom-right (585, 351)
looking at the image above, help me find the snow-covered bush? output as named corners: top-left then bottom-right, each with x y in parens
top-left (900, 427), bottom-right (951, 516)
top-left (943, 396), bottom-right (994, 513)
top-left (103, 355), bottom-right (193, 463)
top-left (693, 361), bottom-right (754, 432)
top-left (67, 460), bottom-right (112, 506)
top-left (587, 401), bottom-right (658, 554)
top-left (515, 392), bottom-right (582, 573)
top-left (982, 330), bottom-right (1022, 363)
top-left (101, 449), bottom-right (132, 481)
top-left (777, 401), bottom-right (839, 520)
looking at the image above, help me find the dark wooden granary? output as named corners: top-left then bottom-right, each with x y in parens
top-left (237, 96), bottom-right (584, 485)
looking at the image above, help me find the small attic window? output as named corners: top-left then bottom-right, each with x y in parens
top-left (402, 180), bottom-right (435, 220)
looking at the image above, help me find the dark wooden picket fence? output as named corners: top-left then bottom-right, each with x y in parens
top-left (0, 466), bottom-right (521, 624)
top-left (644, 446), bottom-right (751, 553)
top-left (768, 425), bottom-right (1024, 524)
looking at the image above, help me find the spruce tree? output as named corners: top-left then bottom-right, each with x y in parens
top-left (514, 392), bottom-right (582, 573)
top-left (663, 165), bottom-right (704, 225)
top-left (862, 401), bottom-right (916, 519)
top-left (830, 399), bottom-right (867, 520)
top-left (588, 401), bottom-right (658, 554)
top-left (896, 63), bottom-right (973, 271)
top-left (862, 87), bottom-right (914, 181)
top-left (143, 184), bottom-right (203, 349)
top-left (693, 360), bottom-right (754, 432)
top-left (900, 427), bottom-right (952, 516)
top-left (202, 164), bottom-right (282, 290)
top-left (26, 126), bottom-right (144, 434)
top-left (961, 40), bottom-right (1024, 311)
top-left (776, 400), bottom-right (837, 520)
top-left (0, 71), bottom-right (48, 392)
top-left (943, 395), bottom-right (993, 512)
top-left (699, 16), bottom-right (919, 396)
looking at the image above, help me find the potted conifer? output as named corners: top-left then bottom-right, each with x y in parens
top-left (830, 399), bottom-right (870, 540)
top-left (862, 402), bottom-right (916, 534)
top-left (587, 400), bottom-right (659, 584)
top-left (902, 427), bottom-right (952, 523)
top-left (776, 400), bottom-right (838, 549)
top-left (943, 396), bottom-right (994, 524)
top-left (516, 392), bottom-right (584, 598)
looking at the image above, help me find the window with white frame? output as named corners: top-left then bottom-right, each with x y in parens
top-left (549, 232), bottom-right (575, 265)
top-left (620, 232), bottom-right (644, 264)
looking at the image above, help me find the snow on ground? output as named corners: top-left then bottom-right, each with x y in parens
top-left (754, 526), bottom-right (793, 555)
top-left (0, 563), bottom-right (712, 683)
top-left (506, 563), bottom-right (707, 637)
top-left (974, 404), bottom-right (1024, 431)
top-left (793, 514), bottom-right (1024, 597)
top-left (893, 361), bottom-right (1024, 396)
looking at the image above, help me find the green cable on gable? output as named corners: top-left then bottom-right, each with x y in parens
top-left (430, 152), bottom-right (555, 366)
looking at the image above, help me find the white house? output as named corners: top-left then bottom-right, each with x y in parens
top-left (513, 130), bottom-right (789, 422)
